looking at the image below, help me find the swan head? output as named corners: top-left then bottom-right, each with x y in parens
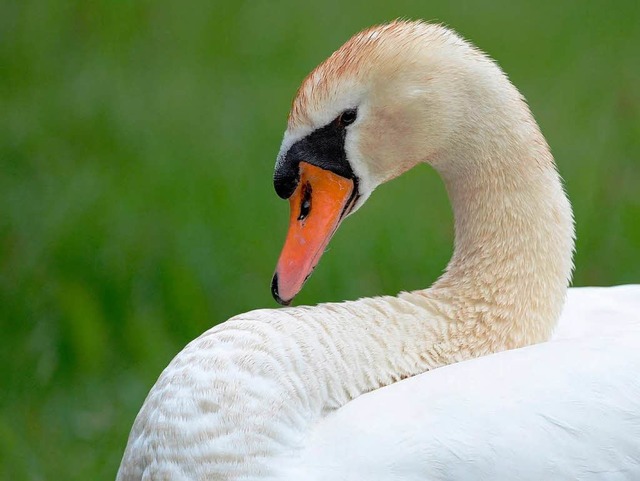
top-left (271, 20), bottom-right (504, 305)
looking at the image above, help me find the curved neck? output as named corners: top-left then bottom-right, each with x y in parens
top-left (424, 110), bottom-right (575, 350)
top-left (155, 117), bottom-right (575, 479)
top-left (118, 68), bottom-right (576, 481)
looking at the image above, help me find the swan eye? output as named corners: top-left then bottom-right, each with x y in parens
top-left (338, 109), bottom-right (357, 127)
top-left (298, 182), bottom-right (312, 221)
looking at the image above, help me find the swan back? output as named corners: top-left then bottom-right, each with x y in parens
top-left (291, 310), bottom-right (640, 480)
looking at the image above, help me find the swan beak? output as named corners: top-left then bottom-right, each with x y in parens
top-left (272, 161), bottom-right (355, 305)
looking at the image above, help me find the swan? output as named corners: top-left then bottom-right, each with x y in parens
top-left (117, 21), bottom-right (640, 480)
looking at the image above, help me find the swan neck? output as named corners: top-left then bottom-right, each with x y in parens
top-left (427, 116), bottom-right (575, 348)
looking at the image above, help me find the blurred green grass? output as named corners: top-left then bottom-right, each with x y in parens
top-left (1, 0), bottom-right (639, 479)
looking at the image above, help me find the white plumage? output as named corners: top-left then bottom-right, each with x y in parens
top-left (291, 286), bottom-right (640, 480)
top-left (117, 21), bottom-right (640, 480)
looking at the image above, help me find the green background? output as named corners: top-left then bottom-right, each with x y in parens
top-left (1, 0), bottom-right (638, 479)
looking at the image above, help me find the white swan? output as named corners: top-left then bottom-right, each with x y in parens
top-left (117, 21), bottom-right (640, 480)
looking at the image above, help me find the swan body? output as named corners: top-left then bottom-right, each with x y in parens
top-left (290, 285), bottom-right (640, 481)
top-left (117, 21), bottom-right (640, 480)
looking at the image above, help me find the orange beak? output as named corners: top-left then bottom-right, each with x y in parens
top-left (272, 161), bottom-right (356, 305)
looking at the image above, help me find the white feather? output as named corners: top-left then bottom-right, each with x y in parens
top-left (289, 286), bottom-right (640, 480)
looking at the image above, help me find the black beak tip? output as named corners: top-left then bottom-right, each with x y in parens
top-left (271, 273), bottom-right (291, 306)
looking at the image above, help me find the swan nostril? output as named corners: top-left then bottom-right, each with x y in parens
top-left (298, 182), bottom-right (312, 221)
top-left (299, 199), bottom-right (311, 220)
